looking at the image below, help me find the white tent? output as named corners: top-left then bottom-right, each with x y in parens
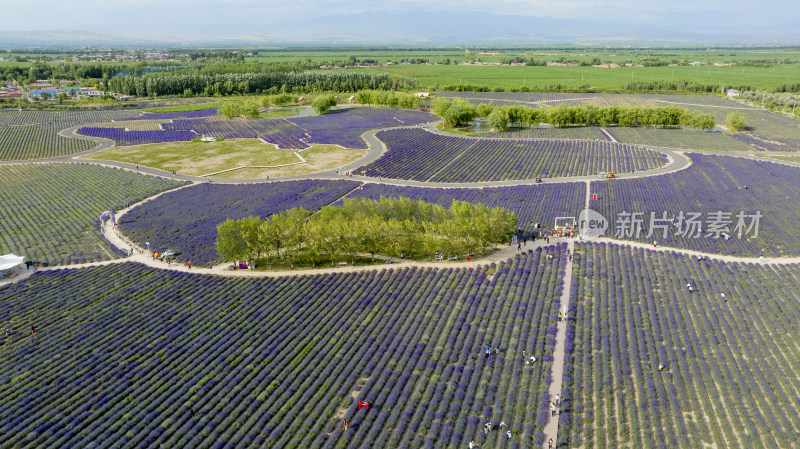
top-left (0, 254), bottom-right (24, 271)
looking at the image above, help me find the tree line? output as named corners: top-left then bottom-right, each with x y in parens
top-left (108, 72), bottom-right (416, 97)
top-left (217, 93), bottom-right (305, 118)
top-left (216, 197), bottom-right (518, 268)
top-left (354, 90), bottom-right (424, 109)
top-left (431, 98), bottom-right (717, 130)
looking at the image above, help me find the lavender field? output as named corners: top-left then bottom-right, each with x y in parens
top-left (0, 163), bottom-right (183, 265)
top-left (356, 129), bottom-right (668, 181)
top-left (590, 154), bottom-right (800, 257)
top-left (79, 108), bottom-right (436, 149)
top-left (345, 182), bottom-right (585, 231)
top-left (0, 247), bottom-right (566, 448)
top-left (0, 108), bottom-right (143, 160)
top-left (561, 242), bottom-right (800, 449)
top-left (119, 180), bottom-right (360, 265)
top-left (76, 127), bottom-right (199, 146)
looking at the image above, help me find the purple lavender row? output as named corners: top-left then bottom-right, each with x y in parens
top-left (356, 128), bottom-right (667, 182)
top-left (590, 153), bottom-right (800, 256)
top-left (562, 242), bottom-right (800, 448)
top-left (124, 108), bottom-right (220, 121)
top-left (77, 127), bottom-right (197, 146)
top-left (289, 108), bottom-right (436, 149)
top-left (0, 246), bottom-right (565, 448)
top-left (730, 133), bottom-right (800, 152)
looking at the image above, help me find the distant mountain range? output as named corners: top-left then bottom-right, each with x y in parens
top-left (1, 11), bottom-right (798, 47)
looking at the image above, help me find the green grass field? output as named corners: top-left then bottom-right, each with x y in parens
top-left (85, 139), bottom-right (367, 178)
top-left (369, 63), bottom-right (800, 91)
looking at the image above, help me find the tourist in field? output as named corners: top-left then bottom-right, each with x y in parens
top-left (548, 438), bottom-right (554, 448)
top-left (506, 430), bottom-right (512, 440)
top-left (550, 402), bottom-right (557, 416)
top-left (189, 407), bottom-right (195, 417)
top-left (187, 262), bottom-right (191, 269)
top-left (365, 401), bottom-right (370, 411)
top-left (358, 400), bottom-right (363, 410)
top-left (558, 312), bottom-right (563, 322)
top-left (344, 418), bottom-right (349, 431)
top-left (555, 394), bottom-right (560, 406)
top-left (30, 326), bottom-right (36, 335)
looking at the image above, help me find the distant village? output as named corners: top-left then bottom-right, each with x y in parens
top-left (0, 49), bottom-right (182, 64)
top-left (0, 80), bottom-right (133, 103)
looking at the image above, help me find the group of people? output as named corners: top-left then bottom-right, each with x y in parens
top-left (343, 400), bottom-right (374, 431)
top-left (549, 394), bottom-right (561, 417)
top-left (336, 169), bottom-right (355, 177)
top-left (481, 421), bottom-right (512, 439)
top-left (522, 350), bottom-right (537, 366)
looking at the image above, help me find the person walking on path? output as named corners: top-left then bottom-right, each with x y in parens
top-left (187, 262), bottom-right (191, 269)
top-left (548, 438), bottom-right (554, 449)
top-left (555, 394), bottom-right (560, 406)
top-left (550, 402), bottom-right (557, 416)
top-left (344, 418), bottom-right (349, 431)
top-left (558, 312), bottom-right (563, 322)
top-left (506, 430), bottom-right (512, 440)
top-left (358, 400), bottom-right (363, 410)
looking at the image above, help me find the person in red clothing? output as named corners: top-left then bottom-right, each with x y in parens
top-left (365, 401), bottom-right (370, 411)
top-left (548, 438), bottom-right (554, 448)
top-left (358, 400), bottom-right (363, 410)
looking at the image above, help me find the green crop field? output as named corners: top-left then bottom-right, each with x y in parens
top-left (370, 64), bottom-right (800, 91)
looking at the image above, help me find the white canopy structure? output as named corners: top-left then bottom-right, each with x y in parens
top-left (0, 254), bottom-right (24, 276)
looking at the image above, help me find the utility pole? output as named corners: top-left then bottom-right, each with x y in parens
top-left (793, 99), bottom-right (797, 117)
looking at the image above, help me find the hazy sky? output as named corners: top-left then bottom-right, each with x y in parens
top-left (2, 0), bottom-right (797, 38)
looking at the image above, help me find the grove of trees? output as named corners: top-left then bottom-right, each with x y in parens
top-left (108, 72), bottom-right (416, 97)
top-left (432, 99), bottom-right (717, 130)
top-left (218, 100), bottom-right (261, 118)
top-left (216, 197), bottom-right (517, 268)
top-left (354, 90), bottom-right (424, 108)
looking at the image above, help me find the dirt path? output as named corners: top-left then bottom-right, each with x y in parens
top-left (542, 240), bottom-right (575, 447)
